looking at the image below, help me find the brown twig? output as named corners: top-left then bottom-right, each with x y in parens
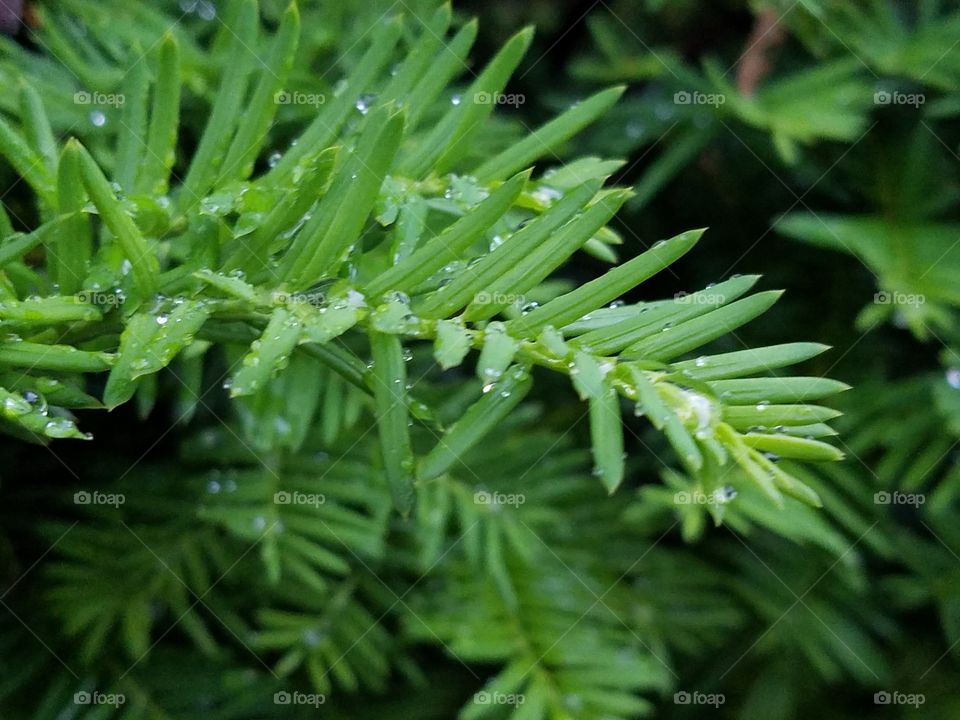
top-left (736, 7), bottom-right (787, 97)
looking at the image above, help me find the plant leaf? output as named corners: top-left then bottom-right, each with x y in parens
top-left (74, 140), bottom-right (160, 297)
top-left (137, 33), bottom-right (181, 195)
top-left (369, 330), bottom-right (416, 514)
top-left (507, 228), bottom-right (703, 336)
top-left (104, 301), bottom-right (210, 407)
top-left (473, 85), bottom-right (626, 182)
top-left (219, 1), bottom-right (300, 185)
top-left (229, 307), bottom-right (301, 397)
top-left (282, 106), bottom-right (405, 288)
top-left (419, 365), bottom-right (532, 482)
top-left (365, 169), bottom-right (530, 298)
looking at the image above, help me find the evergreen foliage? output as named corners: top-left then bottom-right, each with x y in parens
top-left (2, 0), bottom-right (953, 718)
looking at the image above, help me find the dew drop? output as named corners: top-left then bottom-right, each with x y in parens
top-left (718, 485), bottom-right (737, 501)
top-left (947, 367), bottom-right (960, 389)
top-left (44, 418), bottom-right (76, 438)
top-left (3, 396), bottom-right (31, 416)
top-left (355, 93), bottom-right (377, 115)
top-left (196, 0), bottom-right (216, 20)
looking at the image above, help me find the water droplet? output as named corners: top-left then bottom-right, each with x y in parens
top-left (3, 395), bottom-right (32, 416)
top-left (44, 418), bottom-right (77, 438)
top-left (355, 93), bottom-right (377, 115)
top-left (451, 93), bottom-right (462, 106)
top-left (717, 485), bottom-right (737, 501)
top-left (156, 313), bottom-right (170, 326)
top-left (947, 367), bottom-right (960, 389)
top-left (196, 0), bottom-right (216, 20)
top-left (626, 120), bottom-right (644, 139)
top-left (756, 401), bottom-right (770, 411)
top-left (532, 186), bottom-right (563, 205)
top-left (654, 101), bottom-right (674, 121)
top-left (694, 356), bottom-right (708, 367)
top-left (267, 151), bottom-right (282, 168)
top-left (89, 111), bottom-right (106, 127)
top-left (273, 416), bottom-right (291, 436)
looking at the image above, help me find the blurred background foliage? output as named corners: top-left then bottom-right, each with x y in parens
top-left (1, 0), bottom-right (959, 718)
